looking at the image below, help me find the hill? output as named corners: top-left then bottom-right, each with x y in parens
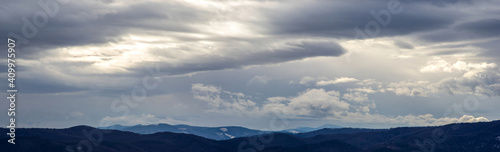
top-left (1, 121), bottom-right (499, 152)
top-left (99, 123), bottom-right (268, 140)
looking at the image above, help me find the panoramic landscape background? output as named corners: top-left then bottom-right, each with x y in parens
top-left (1, 0), bottom-right (500, 151)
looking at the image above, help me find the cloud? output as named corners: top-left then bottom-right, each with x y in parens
top-left (265, 89), bottom-right (350, 118)
top-left (347, 87), bottom-right (377, 94)
top-left (191, 83), bottom-right (226, 108)
top-left (1, 0), bottom-right (209, 52)
top-left (296, 76), bottom-right (359, 86)
top-left (191, 83), bottom-right (259, 115)
top-left (455, 19), bottom-right (500, 37)
top-left (393, 114), bottom-right (489, 126)
top-left (420, 59), bottom-right (497, 73)
top-left (458, 115), bottom-right (489, 123)
top-left (378, 72), bottom-right (500, 97)
top-left (192, 83), bottom-right (352, 118)
top-left (437, 70), bottom-right (500, 96)
top-left (191, 83), bottom-right (221, 94)
top-left (291, 59), bottom-right (500, 98)
top-left (3, 0), bottom-right (351, 95)
top-left (386, 80), bottom-right (436, 97)
top-left (191, 83), bottom-right (491, 127)
top-left (394, 40), bottom-right (414, 49)
top-left (328, 112), bottom-right (489, 127)
top-left (417, 59), bottom-right (500, 96)
top-left (191, 83), bottom-right (445, 127)
top-left (264, 0), bottom-right (460, 38)
top-left (343, 92), bottom-right (369, 103)
top-left (298, 76), bottom-right (317, 85)
top-left (141, 40), bottom-right (346, 76)
top-left (246, 75), bottom-right (270, 86)
top-left (316, 77), bottom-right (359, 86)
top-left (5, 0), bottom-right (499, 96)
top-left (362, 59), bottom-right (500, 97)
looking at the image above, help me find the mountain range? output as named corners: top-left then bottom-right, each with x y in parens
top-left (1, 121), bottom-right (499, 151)
top-left (281, 124), bottom-right (343, 134)
top-left (98, 123), bottom-right (342, 140)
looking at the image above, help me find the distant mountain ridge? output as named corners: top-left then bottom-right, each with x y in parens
top-left (282, 124), bottom-right (343, 134)
top-left (296, 127), bottom-right (387, 138)
top-left (2, 120), bottom-right (500, 152)
top-left (99, 123), bottom-right (268, 140)
top-left (99, 123), bottom-right (342, 140)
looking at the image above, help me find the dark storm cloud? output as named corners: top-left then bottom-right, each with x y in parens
top-left (474, 39), bottom-right (500, 61)
top-left (1, 0), bottom-right (210, 58)
top-left (264, 0), bottom-right (460, 38)
top-left (406, 0), bottom-right (472, 6)
top-left (1, 0), bottom-right (495, 60)
top-left (417, 18), bottom-right (500, 58)
top-left (2, 0), bottom-right (499, 94)
top-left (394, 40), bottom-right (414, 49)
top-left (133, 41), bottom-right (346, 75)
top-left (1, 0), bottom-right (487, 54)
top-left (14, 78), bottom-right (85, 94)
top-left (455, 19), bottom-right (500, 37)
top-left (420, 18), bottom-right (500, 43)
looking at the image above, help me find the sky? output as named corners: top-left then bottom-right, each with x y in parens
top-left (1, 0), bottom-right (500, 130)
